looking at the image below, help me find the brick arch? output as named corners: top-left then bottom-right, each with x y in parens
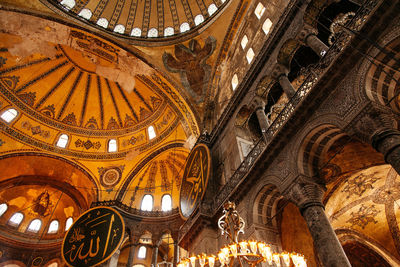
top-left (297, 124), bottom-right (347, 179)
top-left (277, 39), bottom-right (302, 68)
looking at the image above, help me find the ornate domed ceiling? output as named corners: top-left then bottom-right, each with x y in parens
top-left (46, 0), bottom-right (230, 40)
top-left (0, 10), bottom-right (201, 214)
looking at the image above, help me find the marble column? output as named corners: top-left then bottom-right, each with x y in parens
top-left (109, 249), bottom-right (120, 267)
top-left (152, 244), bottom-right (159, 267)
top-left (173, 241), bottom-right (179, 267)
top-left (298, 25), bottom-right (328, 57)
top-left (305, 34), bottom-right (329, 57)
top-left (351, 105), bottom-right (400, 175)
top-left (278, 74), bottom-right (296, 98)
top-left (126, 244), bottom-right (136, 267)
top-left (252, 97), bottom-right (270, 139)
top-left (283, 179), bottom-right (351, 267)
top-left (372, 128), bottom-right (400, 175)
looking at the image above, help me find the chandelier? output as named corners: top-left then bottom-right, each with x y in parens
top-left (178, 202), bottom-right (307, 267)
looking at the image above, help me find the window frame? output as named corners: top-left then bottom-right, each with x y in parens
top-left (140, 194), bottom-right (154, 211)
top-left (8, 212), bottom-right (24, 227)
top-left (27, 218), bottom-right (42, 233)
top-left (0, 107), bottom-right (19, 123)
top-left (161, 194), bottom-right (172, 212)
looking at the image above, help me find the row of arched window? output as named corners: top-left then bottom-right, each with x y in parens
top-left (140, 194), bottom-right (172, 212)
top-left (59, 0), bottom-right (227, 37)
top-left (0, 203), bottom-right (73, 234)
top-left (232, 2), bottom-right (273, 91)
top-left (0, 107), bottom-right (157, 152)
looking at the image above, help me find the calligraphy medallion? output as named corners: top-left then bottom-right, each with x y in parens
top-left (179, 143), bottom-right (211, 219)
top-left (62, 206), bottom-right (125, 267)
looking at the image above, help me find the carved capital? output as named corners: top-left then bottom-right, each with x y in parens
top-left (271, 64), bottom-right (289, 80)
top-left (351, 104), bottom-right (397, 143)
top-left (250, 96), bottom-right (266, 111)
top-left (282, 176), bottom-right (325, 213)
top-left (296, 24), bottom-right (318, 44)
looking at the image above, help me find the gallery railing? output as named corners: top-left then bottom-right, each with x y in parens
top-left (211, 0), bottom-right (380, 213)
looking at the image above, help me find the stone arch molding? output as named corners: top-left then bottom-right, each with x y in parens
top-left (295, 118), bottom-right (348, 179)
top-left (356, 21), bottom-right (400, 114)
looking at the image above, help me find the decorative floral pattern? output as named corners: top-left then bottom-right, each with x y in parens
top-left (341, 173), bottom-right (379, 198)
top-left (346, 204), bottom-right (379, 229)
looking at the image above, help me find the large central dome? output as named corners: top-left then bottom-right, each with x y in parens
top-left (46, 0), bottom-right (230, 40)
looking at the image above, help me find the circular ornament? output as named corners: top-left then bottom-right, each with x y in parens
top-left (179, 143), bottom-right (211, 219)
top-left (62, 206), bottom-right (125, 267)
top-left (101, 168), bottom-right (121, 188)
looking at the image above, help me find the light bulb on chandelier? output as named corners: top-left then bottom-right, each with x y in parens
top-left (177, 202), bottom-right (307, 267)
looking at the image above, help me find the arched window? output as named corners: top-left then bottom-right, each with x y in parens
top-left (194, 14), bottom-right (204, 26)
top-left (0, 108), bottom-right (18, 123)
top-left (48, 220), bottom-right (59, 234)
top-left (148, 126), bottom-right (156, 140)
top-left (56, 134), bottom-right (69, 148)
top-left (161, 194), bottom-right (172, 211)
top-left (254, 3), bottom-right (265, 19)
top-left (131, 27), bottom-right (142, 37)
top-left (114, 24), bottom-right (125, 34)
top-left (9, 212), bottom-right (24, 227)
top-left (141, 195), bottom-right (153, 211)
top-left (108, 139), bottom-right (117, 152)
top-left (232, 74), bottom-right (239, 91)
top-left (47, 263), bottom-right (58, 267)
top-left (0, 203), bottom-right (7, 217)
top-left (241, 35), bottom-right (248, 49)
top-left (208, 4), bottom-right (217, 16)
top-left (60, 0), bottom-right (75, 10)
top-left (246, 48), bottom-right (255, 64)
top-left (262, 18), bottom-right (273, 35)
top-left (65, 217), bottom-right (73, 231)
top-left (78, 8), bottom-right (92, 19)
top-left (138, 246), bottom-right (147, 259)
top-left (27, 219), bottom-right (42, 233)
top-left (97, 18), bottom-right (109, 28)
top-left (164, 27), bottom-right (174, 37)
top-left (180, 22), bottom-right (190, 33)
top-left (148, 28), bottom-right (158, 38)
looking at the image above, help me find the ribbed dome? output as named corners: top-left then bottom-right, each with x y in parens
top-left (49, 0), bottom-right (229, 39)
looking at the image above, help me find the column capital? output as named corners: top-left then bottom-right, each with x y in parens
top-left (296, 24), bottom-right (318, 44)
top-left (271, 64), bottom-right (289, 80)
top-left (350, 104), bottom-right (397, 143)
top-left (282, 176), bottom-right (325, 213)
top-left (250, 96), bottom-right (266, 110)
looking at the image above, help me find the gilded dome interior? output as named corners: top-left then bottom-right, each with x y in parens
top-left (47, 0), bottom-right (230, 40)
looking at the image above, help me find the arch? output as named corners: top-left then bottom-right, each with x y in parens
top-left (108, 139), bottom-right (118, 152)
top-left (254, 2), bottom-right (266, 19)
top-left (251, 184), bottom-right (282, 228)
top-left (131, 27), bottom-right (142, 37)
top-left (277, 39), bottom-right (302, 68)
top-left (78, 8), bottom-right (92, 19)
top-left (364, 36), bottom-right (400, 113)
top-left (0, 107), bottom-right (18, 123)
top-left (296, 123), bottom-right (347, 178)
top-left (180, 22), bottom-right (190, 33)
top-left (8, 212), bottom-right (24, 227)
top-left (148, 28), bottom-right (158, 38)
top-left (148, 125), bottom-right (156, 140)
top-left (336, 229), bottom-right (400, 266)
top-left (0, 152), bottom-right (98, 208)
top-left (48, 220), bottom-right (59, 234)
top-left (65, 217), bottom-right (73, 231)
top-left (194, 15), bottom-right (204, 26)
top-left (0, 203), bottom-right (7, 217)
top-left (208, 4), bottom-right (217, 16)
top-left (0, 261), bottom-right (26, 267)
top-left (56, 133), bottom-right (69, 148)
top-left (161, 194), bottom-right (172, 211)
top-left (60, 0), bottom-right (75, 10)
top-left (114, 24), bottom-right (126, 34)
top-left (27, 218), bottom-right (42, 233)
top-left (141, 194), bottom-right (153, 211)
top-left (97, 18), bottom-right (109, 28)
top-left (138, 246), bottom-right (147, 259)
top-left (164, 27), bottom-right (174, 37)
